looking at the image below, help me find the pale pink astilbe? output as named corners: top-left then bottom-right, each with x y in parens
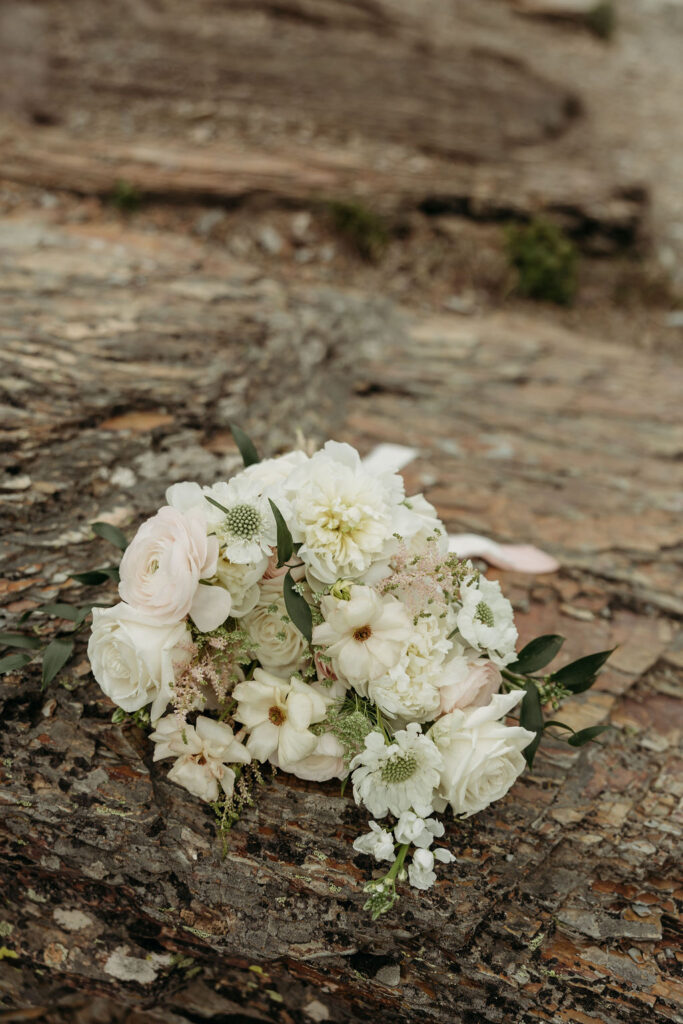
top-left (171, 628), bottom-right (249, 724)
top-left (378, 540), bottom-right (468, 620)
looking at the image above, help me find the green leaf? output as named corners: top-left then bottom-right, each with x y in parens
top-left (283, 570), bottom-right (312, 643)
top-left (205, 494), bottom-right (229, 516)
top-left (69, 567), bottom-right (120, 585)
top-left (510, 634), bottom-right (565, 674)
top-left (0, 632), bottom-right (43, 651)
top-left (551, 648), bottom-right (615, 694)
top-left (42, 637), bottom-right (74, 689)
top-left (92, 521), bottom-right (128, 550)
top-left (519, 681), bottom-right (544, 768)
top-left (230, 424), bottom-right (260, 468)
top-left (0, 652), bottom-right (33, 674)
top-left (268, 499), bottom-right (293, 567)
top-left (567, 724), bottom-right (611, 747)
top-left (543, 719), bottom-right (575, 734)
top-left (33, 603), bottom-right (93, 625)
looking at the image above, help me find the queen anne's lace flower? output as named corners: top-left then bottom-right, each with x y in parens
top-left (313, 585), bottom-right (412, 690)
top-left (150, 715), bottom-right (250, 803)
top-left (456, 575), bottom-right (518, 667)
top-left (353, 821), bottom-right (396, 863)
top-left (350, 723), bottom-right (443, 818)
top-left (233, 670), bottom-right (328, 768)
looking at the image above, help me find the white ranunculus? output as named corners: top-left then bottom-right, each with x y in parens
top-left (456, 575), bottom-right (518, 667)
top-left (88, 603), bottom-right (192, 722)
top-left (118, 505), bottom-right (231, 631)
top-left (204, 476), bottom-right (277, 565)
top-left (272, 730), bottom-right (347, 782)
top-left (353, 821), bottom-right (396, 863)
top-left (429, 691), bottom-right (534, 817)
top-left (283, 441), bottom-right (405, 584)
top-left (233, 669), bottom-right (328, 769)
top-left (350, 722), bottom-right (443, 819)
top-left (243, 576), bottom-right (309, 676)
top-left (438, 657), bottom-right (502, 715)
top-left (150, 715), bottom-right (250, 803)
top-left (313, 585), bottom-right (412, 691)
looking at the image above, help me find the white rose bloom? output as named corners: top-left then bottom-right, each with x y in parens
top-left (204, 476), bottom-right (278, 565)
top-left (233, 669), bottom-right (328, 768)
top-left (350, 722), bottom-right (443, 819)
top-left (88, 603), bottom-right (192, 722)
top-left (118, 506), bottom-right (231, 632)
top-left (438, 657), bottom-right (502, 714)
top-left (456, 575), bottom-right (518, 667)
top-left (283, 441), bottom-right (405, 584)
top-left (393, 811), bottom-right (445, 848)
top-left (271, 730), bottom-right (347, 782)
top-left (149, 715), bottom-right (250, 803)
top-left (430, 691), bottom-right (535, 817)
top-left (313, 585), bottom-right (412, 690)
top-left (243, 576), bottom-right (309, 676)
top-left (353, 821), bottom-right (396, 863)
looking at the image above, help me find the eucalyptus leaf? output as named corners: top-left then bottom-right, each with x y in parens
top-left (0, 651), bottom-right (33, 674)
top-left (551, 648), bottom-right (614, 694)
top-left (567, 725), bottom-right (610, 747)
top-left (510, 634), bottom-right (565, 674)
top-left (519, 680), bottom-right (544, 768)
top-left (92, 521), bottom-right (128, 550)
top-left (34, 603), bottom-right (94, 624)
top-left (41, 637), bottom-right (74, 688)
top-left (269, 499), bottom-right (293, 567)
top-left (283, 570), bottom-right (312, 643)
top-left (70, 567), bottom-right (120, 585)
top-left (0, 632), bottom-right (43, 651)
top-left (543, 719), bottom-right (575, 734)
top-left (230, 424), bottom-right (260, 468)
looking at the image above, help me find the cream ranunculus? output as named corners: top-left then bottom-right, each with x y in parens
top-left (429, 691), bottom-right (534, 818)
top-left (242, 575), bottom-right (309, 676)
top-left (118, 505), bottom-right (231, 631)
top-left (438, 657), bottom-right (502, 715)
top-left (150, 715), bottom-right (250, 803)
top-left (233, 669), bottom-right (328, 768)
top-left (88, 603), bottom-right (192, 722)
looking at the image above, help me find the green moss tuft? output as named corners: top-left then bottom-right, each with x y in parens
top-left (505, 218), bottom-right (578, 306)
top-left (328, 200), bottom-right (390, 262)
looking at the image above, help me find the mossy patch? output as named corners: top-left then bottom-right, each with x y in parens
top-left (505, 218), bottom-right (578, 306)
top-left (328, 200), bottom-right (390, 262)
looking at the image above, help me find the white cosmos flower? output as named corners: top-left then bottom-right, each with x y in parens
top-left (233, 669), bottom-right (328, 768)
top-left (283, 441), bottom-right (405, 584)
top-left (353, 821), bottom-right (396, 863)
top-left (243, 575), bottom-right (309, 676)
top-left (350, 722), bottom-right (443, 819)
top-left (204, 476), bottom-right (278, 565)
top-left (313, 585), bottom-right (412, 690)
top-left (149, 715), bottom-right (250, 803)
top-left (456, 575), bottom-right (518, 667)
top-left (429, 691), bottom-right (534, 817)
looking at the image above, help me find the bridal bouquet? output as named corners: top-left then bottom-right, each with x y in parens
top-left (3, 428), bottom-right (612, 918)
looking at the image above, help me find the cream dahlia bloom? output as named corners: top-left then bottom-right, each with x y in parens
top-left (150, 715), bottom-right (250, 803)
top-left (456, 575), bottom-right (518, 667)
top-left (233, 670), bottom-right (328, 768)
top-left (313, 585), bottom-right (412, 690)
top-left (350, 723), bottom-right (443, 819)
top-left (430, 691), bottom-right (534, 817)
top-left (284, 441), bottom-right (404, 584)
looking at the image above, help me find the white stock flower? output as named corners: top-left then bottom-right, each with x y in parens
top-left (456, 576), bottom-right (518, 667)
top-left (430, 691), bottom-right (534, 817)
top-left (88, 603), bottom-right (192, 722)
top-left (284, 441), bottom-right (404, 584)
top-left (150, 715), bottom-right (250, 803)
top-left (353, 821), bottom-right (396, 863)
top-left (438, 657), bottom-right (502, 714)
top-left (204, 476), bottom-right (277, 564)
top-left (394, 811), bottom-right (445, 848)
top-left (350, 723), bottom-right (443, 819)
top-left (118, 505), bottom-right (231, 632)
top-left (243, 575), bottom-right (309, 676)
top-left (313, 585), bottom-right (412, 690)
top-left (233, 669), bottom-right (328, 768)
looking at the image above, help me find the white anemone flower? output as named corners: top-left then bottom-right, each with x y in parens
top-left (313, 585), bottom-right (412, 691)
top-left (456, 575), bottom-right (518, 667)
top-left (149, 715), bottom-right (250, 803)
top-left (233, 669), bottom-right (328, 768)
top-left (204, 476), bottom-right (278, 565)
top-left (283, 441), bottom-right (405, 584)
top-left (350, 722), bottom-right (443, 819)
top-left (352, 821), bottom-right (396, 863)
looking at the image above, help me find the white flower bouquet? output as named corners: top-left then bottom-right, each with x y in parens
top-left (3, 428), bottom-right (613, 919)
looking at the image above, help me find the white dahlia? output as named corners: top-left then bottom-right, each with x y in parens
top-left (350, 722), bottom-right (443, 819)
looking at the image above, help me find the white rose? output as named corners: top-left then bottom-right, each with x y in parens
top-left (438, 657), bottom-right (502, 715)
top-left (429, 691), bottom-right (535, 817)
top-left (243, 576), bottom-right (309, 676)
top-left (118, 505), bottom-right (231, 632)
top-left (88, 603), bottom-right (192, 722)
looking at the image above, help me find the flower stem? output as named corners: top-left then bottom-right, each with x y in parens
top-left (387, 842), bottom-right (410, 881)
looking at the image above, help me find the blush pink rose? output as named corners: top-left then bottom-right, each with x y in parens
top-left (439, 658), bottom-right (502, 715)
top-left (119, 506), bottom-right (231, 631)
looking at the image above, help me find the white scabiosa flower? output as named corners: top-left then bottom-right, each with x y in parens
top-left (456, 575), bottom-right (518, 667)
top-left (149, 715), bottom-right (250, 803)
top-left (350, 723), bottom-right (443, 819)
top-left (313, 585), bottom-right (412, 690)
top-left (283, 441), bottom-right (405, 584)
top-left (204, 476), bottom-right (278, 565)
top-left (353, 821), bottom-right (396, 863)
top-left (429, 690), bottom-right (534, 817)
top-left (233, 669), bottom-right (328, 768)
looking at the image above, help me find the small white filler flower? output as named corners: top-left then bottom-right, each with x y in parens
top-left (352, 821), bottom-right (396, 863)
top-left (350, 722), bottom-right (443, 819)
